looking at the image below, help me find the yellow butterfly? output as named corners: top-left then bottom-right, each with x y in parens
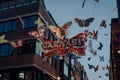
top-left (35, 17), bottom-right (44, 28)
top-left (0, 34), bottom-right (9, 44)
top-left (48, 21), bottom-right (72, 39)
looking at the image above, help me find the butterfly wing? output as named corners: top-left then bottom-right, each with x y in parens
top-left (88, 64), bottom-right (94, 69)
top-left (85, 17), bottom-right (94, 27)
top-left (94, 65), bottom-right (99, 72)
top-left (0, 34), bottom-right (8, 44)
top-left (93, 30), bottom-right (98, 40)
top-left (74, 18), bottom-right (84, 27)
top-left (98, 42), bottom-right (103, 50)
top-left (48, 25), bottom-right (63, 39)
top-left (62, 21), bottom-right (72, 29)
top-left (28, 31), bottom-right (39, 38)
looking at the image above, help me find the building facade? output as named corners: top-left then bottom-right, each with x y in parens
top-left (111, 18), bottom-right (120, 80)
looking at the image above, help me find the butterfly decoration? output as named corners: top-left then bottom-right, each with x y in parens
top-left (28, 28), bottom-right (45, 41)
top-left (102, 66), bottom-right (105, 70)
top-left (48, 21), bottom-right (72, 40)
top-left (35, 17), bottom-right (44, 28)
top-left (100, 20), bottom-right (106, 28)
top-left (9, 40), bottom-right (23, 48)
top-left (94, 0), bottom-right (100, 3)
top-left (105, 72), bottom-right (109, 77)
top-left (84, 30), bottom-right (93, 37)
top-left (99, 55), bottom-right (104, 62)
top-left (94, 65), bottom-right (99, 72)
top-left (88, 57), bottom-right (91, 61)
top-left (74, 17), bottom-right (95, 27)
top-left (97, 42), bottom-right (103, 50)
top-left (104, 33), bottom-right (108, 36)
top-left (88, 63), bottom-right (94, 69)
top-left (98, 76), bottom-right (102, 78)
top-left (92, 30), bottom-right (98, 40)
top-left (0, 34), bottom-right (9, 44)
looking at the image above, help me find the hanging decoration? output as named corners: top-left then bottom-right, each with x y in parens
top-left (9, 40), bottom-right (23, 48)
top-left (74, 17), bottom-right (95, 27)
top-left (97, 42), bottom-right (103, 50)
top-left (0, 34), bottom-right (9, 44)
top-left (48, 21), bottom-right (72, 40)
top-left (100, 20), bottom-right (107, 28)
top-left (94, 0), bottom-right (100, 3)
top-left (99, 55), bottom-right (104, 62)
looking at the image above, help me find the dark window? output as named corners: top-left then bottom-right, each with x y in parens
top-left (22, 17), bottom-right (29, 29)
top-left (3, 21), bottom-right (12, 32)
top-left (29, 16), bottom-right (37, 28)
top-left (0, 44), bottom-right (13, 57)
top-left (18, 40), bottom-right (36, 55)
top-left (12, 20), bottom-right (17, 30)
top-left (0, 23), bottom-right (3, 33)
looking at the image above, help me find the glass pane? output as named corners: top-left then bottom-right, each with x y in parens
top-left (0, 23), bottom-right (3, 33)
top-left (0, 44), bottom-right (9, 56)
top-left (3, 21), bottom-right (12, 32)
top-left (22, 17), bottom-right (29, 29)
top-left (9, 45), bottom-right (13, 56)
top-left (12, 20), bottom-right (17, 31)
top-left (29, 16), bottom-right (37, 28)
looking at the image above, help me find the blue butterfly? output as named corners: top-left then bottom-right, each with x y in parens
top-left (99, 55), bottom-right (104, 62)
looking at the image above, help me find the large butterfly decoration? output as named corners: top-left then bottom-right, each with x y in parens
top-left (28, 28), bottom-right (45, 41)
top-left (9, 40), bottom-right (23, 48)
top-left (48, 21), bottom-right (72, 40)
top-left (74, 17), bottom-right (95, 27)
top-left (0, 34), bottom-right (9, 44)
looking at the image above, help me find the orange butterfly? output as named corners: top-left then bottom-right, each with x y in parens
top-left (48, 21), bottom-right (72, 39)
top-left (9, 40), bottom-right (23, 48)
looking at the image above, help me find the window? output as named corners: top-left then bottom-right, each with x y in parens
top-left (18, 39), bottom-right (36, 55)
top-left (12, 20), bottom-right (17, 30)
top-left (0, 44), bottom-right (13, 57)
top-left (29, 16), bottom-right (37, 28)
top-left (22, 17), bottom-right (29, 29)
top-left (3, 21), bottom-right (12, 32)
top-left (22, 16), bottom-right (38, 29)
top-left (0, 23), bottom-right (3, 34)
